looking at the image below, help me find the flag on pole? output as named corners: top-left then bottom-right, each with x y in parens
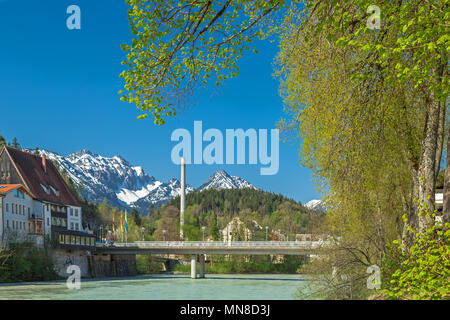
top-left (124, 211), bottom-right (128, 232)
top-left (120, 212), bottom-right (124, 232)
top-left (112, 214), bottom-right (115, 232)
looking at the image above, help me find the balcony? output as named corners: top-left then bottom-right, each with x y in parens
top-left (28, 217), bottom-right (44, 236)
top-left (51, 210), bottom-right (67, 218)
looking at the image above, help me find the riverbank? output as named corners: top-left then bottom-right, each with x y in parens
top-left (172, 256), bottom-right (306, 274)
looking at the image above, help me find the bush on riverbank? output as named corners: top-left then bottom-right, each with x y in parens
top-left (136, 255), bottom-right (164, 274)
top-left (0, 243), bottom-right (59, 283)
top-left (174, 255), bottom-right (306, 274)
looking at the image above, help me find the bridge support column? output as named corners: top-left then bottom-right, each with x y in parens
top-left (190, 254), bottom-right (197, 279)
top-left (199, 254), bottom-right (205, 278)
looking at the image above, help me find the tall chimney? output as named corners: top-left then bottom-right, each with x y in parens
top-left (42, 154), bottom-right (47, 173)
top-left (180, 157), bottom-right (185, 241)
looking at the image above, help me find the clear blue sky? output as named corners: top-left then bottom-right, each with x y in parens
top-left (0, 0), bottom-right (320, 204)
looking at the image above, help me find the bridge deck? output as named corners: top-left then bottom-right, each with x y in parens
top-left (95, 241), bottom-right (322, 255)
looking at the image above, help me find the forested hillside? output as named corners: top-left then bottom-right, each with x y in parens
top-left (147, 188), bottom-right (324, 242)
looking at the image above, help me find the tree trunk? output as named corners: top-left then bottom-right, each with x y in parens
top-left (416, 97), bottom-right (441, 230)
top-left (435, 102), bottom-right (446, 180)
top-left (444, 130), bottom-right (450, 222)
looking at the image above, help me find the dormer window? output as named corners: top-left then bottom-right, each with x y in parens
top-left (50, 186), bottom-right (59, 197)
top-left (40, 184), bottom-right (50, 195)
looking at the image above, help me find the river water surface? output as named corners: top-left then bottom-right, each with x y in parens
top-left (0, 274), bottom-right (311, 300)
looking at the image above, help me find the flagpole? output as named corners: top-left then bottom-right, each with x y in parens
top-left (125, 210), bottom-right (128, 244)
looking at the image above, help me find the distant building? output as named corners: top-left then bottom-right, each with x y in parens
top-left (221, 217), bottom-right (252, 242)
top-left (0, 146), bottom-right (95, 249)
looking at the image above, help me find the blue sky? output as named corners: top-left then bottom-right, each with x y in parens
top-left (0, 0), bottom-right (320, 204)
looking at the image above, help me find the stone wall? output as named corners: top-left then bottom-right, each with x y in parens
top-left (51, 249), bottom-right (91, 278)
top-left (89, 253), bottom-right (137, 278)
top-left (52, 249), bottom-right (137, 278)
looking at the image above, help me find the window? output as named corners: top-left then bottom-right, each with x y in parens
top-left (5, 203), bottom-right (8, 212)
top-left (6, 220), bottom-right (9, 228)
top-left (70, 222), bottom-right (74, 230)
top-left (70, 208), bottom-right (73, 216)
top-left (40, 184), bottom-right (50, 195)
top-left (75, 223), bottom-right (79, 231)
top-left (75, 209), bottom-right (78, 217)
top-left (47, 217), bottom-right (50, 226)
top-left (50, 186), bottom-right (59, 197)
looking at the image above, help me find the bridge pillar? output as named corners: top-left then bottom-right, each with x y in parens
top-left (199, 254), bottom-right (205, 278)
top-left (190, 254), bottom-right (197, 279)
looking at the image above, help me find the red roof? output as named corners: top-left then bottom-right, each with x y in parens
top-left (0, 184), bottom-right (22, 194)
top-left (4, 147), bottom-right (80, 206)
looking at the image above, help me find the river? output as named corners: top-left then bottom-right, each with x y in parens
top-left (0, 274), bottom-right (312, 300)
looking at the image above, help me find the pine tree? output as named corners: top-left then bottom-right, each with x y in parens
top-left (11, 137), bottom-right (19, 148)
top-left (0, 135), bottom-right (5, 149)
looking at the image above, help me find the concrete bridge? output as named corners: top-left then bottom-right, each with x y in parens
top-left (96, 241), bottom-right (323, 279)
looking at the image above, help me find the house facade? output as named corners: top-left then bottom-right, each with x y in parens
top-left (0, 146), bottom-right (95, 249)
top-left (221, 217), bottom-right (252, 242)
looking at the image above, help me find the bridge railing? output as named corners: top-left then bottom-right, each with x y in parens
top-left (109, 241), bottom-right (323, 248)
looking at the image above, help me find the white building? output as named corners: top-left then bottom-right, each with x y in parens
top-left (221, 217), bottom-right (252, 242)
top-left (0, 146), bottom-right (95, 249)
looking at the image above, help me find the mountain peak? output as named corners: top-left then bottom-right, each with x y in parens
top-left (71, 149), bottom-right (97, 157)
top-left (305, 199), bottom-right (326, 212)
top-left (198, 170), bottom-right (255, 191)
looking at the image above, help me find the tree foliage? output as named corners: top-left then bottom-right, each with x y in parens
top-left (120, 0), bottom-right (286, 124)
top-left (382, 207), bottom-right (450, 300)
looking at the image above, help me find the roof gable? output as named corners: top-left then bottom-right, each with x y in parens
top-left (4, 147), bottom-right (80, 206)
top-left (0, 184), bottom-right (34, 198)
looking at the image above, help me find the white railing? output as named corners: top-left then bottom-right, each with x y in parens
top-left (108, 241), bottom-right (322, 248)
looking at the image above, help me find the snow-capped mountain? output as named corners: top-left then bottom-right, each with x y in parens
top-left (25, 149), bottom-right (255, 214)
top-left (305, 199), bottom-right (326, 212)
top-left (27, 149), bottom-right (193, 213)
top-left (198, 170), bottom-right (255, 191)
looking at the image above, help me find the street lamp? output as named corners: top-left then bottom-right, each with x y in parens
top-left (141, 226), bottom-right (145, 241)
top-left (163, 229), bottom-right (167, 241)
top-left (201, 226), bottom-right (206, 242)
top-left (265, 226), bottom-right (269, 241)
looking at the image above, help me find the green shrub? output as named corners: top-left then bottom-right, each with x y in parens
top-left (382, 210), bottom-right (450, 300)
top-left (0, 244), bottom-right (59, 283)
top-left (136, 255), bottom-right (164, 274)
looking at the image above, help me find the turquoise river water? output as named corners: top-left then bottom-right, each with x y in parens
top-left (0, 274), bottom-right (311, 300)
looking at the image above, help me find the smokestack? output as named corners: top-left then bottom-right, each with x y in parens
top-left (180, 157), bottom-right (185, 241)
top-left (42, 154), bottom-right (47, 173)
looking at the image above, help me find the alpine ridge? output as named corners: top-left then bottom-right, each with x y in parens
top-left (23, 149), bottom-right (255, 214)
